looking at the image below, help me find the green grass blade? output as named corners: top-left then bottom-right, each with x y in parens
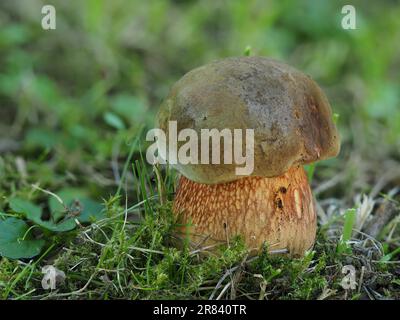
top-left (337, 208), bottom-right (356, 254)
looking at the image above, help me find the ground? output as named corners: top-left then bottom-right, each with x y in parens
top-left (0, 0), bottom-right (399, 300)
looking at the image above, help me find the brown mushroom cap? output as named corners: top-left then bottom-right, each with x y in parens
top-left (157, 56), bottom-right (340, 184)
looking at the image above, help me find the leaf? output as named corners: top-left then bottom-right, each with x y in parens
top-left (0, 24), bottom-right (31, 46)
top-left (9, 198), bottom-right (76, 232)
top-left (380, 247), bottom-right (400, 262)
top-left (342, 208), bottom-right (356, 242)
top-left (76, 198), bottom-right (105, 223)
top-left (0, 218), bottom-right (45, 259)
top-left (337, 208), bottom-right (356, 254)
top-left (48, 194), bottom-right (68, 222)
top-left (103, 112), bottom-right (125, 130)
top-left (110, 94), bottom-right (150, 124)
top-left (333, 112), bottom-right (340, 124)
top-left (10, 197), bottom-right (41, 217)
top-left (244, 45), bottom-right (252, 56)
top-left (24, 128), bottom-right (60, 150)
top-left (305, 163), bottom-right (316, 183)
top-left (392, 279), bottom-right (400, 286)
top-left (49, 188), bottom-right (105, 223)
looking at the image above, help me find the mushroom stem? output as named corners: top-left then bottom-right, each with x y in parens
top-left (173, 166), bottom-right (316, 256)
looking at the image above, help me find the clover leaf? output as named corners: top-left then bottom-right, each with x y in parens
top-left (9, 198), bottom-right (76, 232)
top-left (0, 218), bottom-right (45, 259)
top-left (48, 188), bottom-right (105, 223)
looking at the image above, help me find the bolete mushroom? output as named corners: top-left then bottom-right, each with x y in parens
top-left (157, 56), bottom-right (340, 256)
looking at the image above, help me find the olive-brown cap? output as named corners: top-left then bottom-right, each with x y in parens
top-left (157, 56), bottom-right (340, 184)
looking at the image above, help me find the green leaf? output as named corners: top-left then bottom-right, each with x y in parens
top-left (76, 198), bottom-right (105, 223)
top-left (304, 163), bottom-right (316, 183)
top-left (0, 218), bottom-right (45, 259)
top-left (380, 247), bottom-right (400, 262)
top-left (24, 128), bottom-right (61, 150)
top-left (104, 112), bottom-right (125, 130)
top-left (110, 94), bottom-right (149, 124)
top-left (0, 24), bottom-right (31, 46)
top-left (9, 198), bottom-right (76, 232)
top-left (342, 208), bottom-right (356, 242)
top-left (392, 279), bottom-right (400, 286)
top-left (49, 188), bottom-right (105, 223)
top-left (337, 208), bottom-right (356, 254)
top-left (332, 112), bottom-right (340, 124)
top-left (9, 197), bottom-right (41, 216)
top-left (244, 45), bottom-right (252, 56)
top-left (48, 195), bottom-right (68, 222)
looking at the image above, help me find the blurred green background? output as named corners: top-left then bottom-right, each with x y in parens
top-left (1, 0), bottom-right (400, 203)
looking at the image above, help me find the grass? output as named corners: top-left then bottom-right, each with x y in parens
top-left (0, 0), bottom-right (400, 300)
top-left (0, 151), bottom-right (398, 300)
top-left (337, 208), bottom-right (356, 254)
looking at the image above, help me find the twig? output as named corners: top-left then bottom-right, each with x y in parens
top-left (313, 172), bottom-right (346, 196)
top-left (216, 282), bottom-right (231, 300)
top-left (31, 183), bottom-right (64, 206)
top-left (364, 200), bottom-right (398, 238)
top-left (358, 266), bottom-right (366, 294)
top-left (209, 256), bottom-right (257, 300)
top-left (369, 167), bottom-right (400, 198)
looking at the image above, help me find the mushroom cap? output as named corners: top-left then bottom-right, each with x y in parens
top-left (157, 56), bottom-right (340, 184)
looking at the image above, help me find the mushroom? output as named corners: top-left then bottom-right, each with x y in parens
top-left (157, 57), bottom-right (340, 256)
